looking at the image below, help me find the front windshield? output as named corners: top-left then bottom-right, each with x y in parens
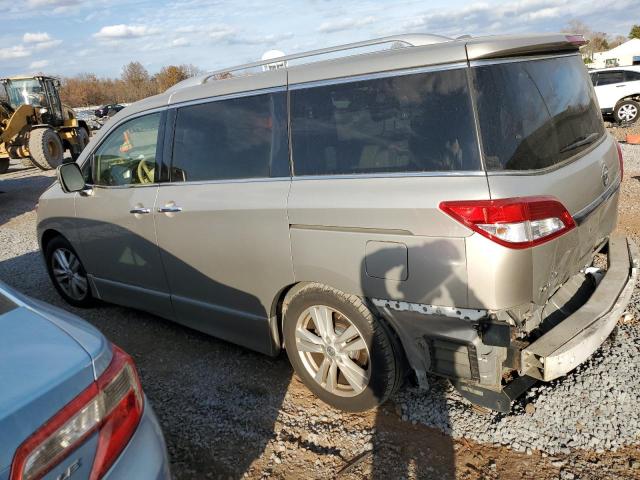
top-left (4, 79), bottom-right (46, 109)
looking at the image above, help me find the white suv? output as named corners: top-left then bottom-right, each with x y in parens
top-left (590, 66), bottom-right (640, 123)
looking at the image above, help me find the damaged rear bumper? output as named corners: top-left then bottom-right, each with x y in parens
top-left (521, 235), bottom-right (638, 381)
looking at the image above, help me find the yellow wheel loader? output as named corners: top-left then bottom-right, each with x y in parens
top-left (0, 76), bottom-right (90, 174)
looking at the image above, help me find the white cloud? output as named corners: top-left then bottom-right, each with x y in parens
top-left (171, 37), bottom-right (190, 47)
top-left (34, 39), bottom-right (63, 50)
top-left (23, 32), bottom-right (51, 43)
top-left (226, 32), bottom-right (294, 46)
top-left (0, 45), bottom-right (31, 60)
top-left (29, 59), bottom-right (50, 69)
top-left (94, 24), bottom-right (159, 39)
top-left (26, 0), bottom-right (83, 6)
top-left (209, 26), bottom-right (236, 41)
top-left (318, 16), bottom-right (376, 34)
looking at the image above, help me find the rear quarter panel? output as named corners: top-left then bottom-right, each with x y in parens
top-left (288, 175), bottom-right (490, 307)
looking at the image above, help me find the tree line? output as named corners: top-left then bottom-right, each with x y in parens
top-left (59, 62), bottom-right (203, 107)
top-left (568, 21), bottom-right (640, 63)
top-left (59, 22), bottom-right (640, 107)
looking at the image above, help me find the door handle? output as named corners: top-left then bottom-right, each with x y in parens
top-left (129, 207), bottom-right (151, 214)
top-left (158, 205), bottom-right (183, 213)
top-left (616, 84), bottom-right (627, 87)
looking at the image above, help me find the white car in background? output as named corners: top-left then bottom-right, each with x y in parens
top-left (590, 66), bottom-right (640, 123)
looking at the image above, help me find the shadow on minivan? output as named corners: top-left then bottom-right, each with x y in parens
top-left (360, 240), bottom-right (477, 479)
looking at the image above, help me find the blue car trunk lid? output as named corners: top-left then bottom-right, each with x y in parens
top-left (0, 306), bottom-right (95, 471)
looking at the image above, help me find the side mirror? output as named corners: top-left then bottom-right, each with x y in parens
top-left (57, 163), bottom-right (86, 193)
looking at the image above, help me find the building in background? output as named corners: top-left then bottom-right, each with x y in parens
top-left (591, 39), bottom-right (640, 69)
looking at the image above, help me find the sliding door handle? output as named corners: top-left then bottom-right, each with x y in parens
top-left (158, 205), bottom-right (183, 213)
top-left (129, 207), bottom-right (151, 214)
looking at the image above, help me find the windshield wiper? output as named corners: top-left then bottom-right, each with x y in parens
top-left (560, 132), bottom-right (600, 153)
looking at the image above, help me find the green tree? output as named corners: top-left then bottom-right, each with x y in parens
top-left (629, 24), bottom-right (640, 39)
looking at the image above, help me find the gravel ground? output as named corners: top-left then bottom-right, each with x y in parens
top-left (396, 143), bottom-right (640, 457)
top-left (1, 142), bottom-right (639, 479)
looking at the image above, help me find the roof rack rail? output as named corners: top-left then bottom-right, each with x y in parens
top-left (201, 33), bottom-right (452, 83)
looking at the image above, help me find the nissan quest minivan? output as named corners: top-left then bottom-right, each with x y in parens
top-left (37, 33), bottom-right (638, 412)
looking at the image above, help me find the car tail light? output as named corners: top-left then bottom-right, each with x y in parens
top-left (566, 34), bottom-right (587, 46)
top-left (10, 345), bottom-right (143, 480)
top-left (439, 196), bottom-right (576, 249)
top-left (616, 141), bottom-right (624, 181)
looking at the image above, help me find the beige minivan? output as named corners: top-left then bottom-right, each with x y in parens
top-left (37, 33), bottom-right (638, 412)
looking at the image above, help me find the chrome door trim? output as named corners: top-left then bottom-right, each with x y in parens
top-left (292, 170), bottom-right (485, 181)
top-left (573, 175), bottom-right (621, 225)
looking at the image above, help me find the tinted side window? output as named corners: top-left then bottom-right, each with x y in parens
top-left (597, 71), bottom-right (624, 85)
top-left (290, 69), bottom-right (480, 176)
top-left (171, 92), bottom-right (288, 182)
top-left (624, 71), bottom-right (640, 81)
top-left (93, 113), bottom-right (162, 186)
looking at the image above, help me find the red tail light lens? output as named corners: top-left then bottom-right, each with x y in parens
top-left (440, 196), bottom-right (576, 249)
top-left (10, 345), bottom-right (143, 480)
top-left (616, 141), bottom-right (624, 182)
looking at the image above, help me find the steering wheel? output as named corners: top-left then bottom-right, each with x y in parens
top-left (137, 158), bottom-right (155, 184)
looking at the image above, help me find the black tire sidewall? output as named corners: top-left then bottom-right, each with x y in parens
top-left (0, 158), bottom-right (8, 174)
top-left (283, 285), bottom-right (397, 412)
top-left (45, 236), bottom-right (94, 308)
top-left (29, 128), bottom-right (64, 170)
top-left (615, 100), bottom-right (640, 124)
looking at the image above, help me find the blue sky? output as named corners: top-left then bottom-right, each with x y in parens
top-left (0, 0), bottom-right (636, 78)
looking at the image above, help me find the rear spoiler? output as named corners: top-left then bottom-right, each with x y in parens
top-left (465, 33), bottom-right (587, 61)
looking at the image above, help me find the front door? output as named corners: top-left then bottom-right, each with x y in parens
top-left (155, 88), bottom-right (293, 354)
top-left (74, 111), bottom-right (173, 318)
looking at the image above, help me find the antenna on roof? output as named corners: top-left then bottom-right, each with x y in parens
top-left (261, 50), bottom-right (287, 71)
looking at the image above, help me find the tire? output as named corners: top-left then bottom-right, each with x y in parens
top-left (45, 236), bottom-right (94, 308)
top-left (614, 99), bottom-right (640, 124)
top-left (0, 158), bottom-right (9, 174)
top-left (283, 283), bottom-right (403, 412)
top-left (71, 127), bottom-right (90, 161)
top-left (20, 157), bottom-right (34, 168)
top-left (28, 128), bottom-right (64, 170)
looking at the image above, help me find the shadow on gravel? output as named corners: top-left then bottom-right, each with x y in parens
top-left (0, 246), bottom-right (292, 480)
top-left (359, 242), bottom-right (468, 479)
top-left (0, 168), bottom-right (55, 227)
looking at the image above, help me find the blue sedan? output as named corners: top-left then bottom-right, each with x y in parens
top-left (0, 281), bottom-right (170, 480)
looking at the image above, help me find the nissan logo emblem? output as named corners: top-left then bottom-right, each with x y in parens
top-left (602, 164), bottom-right (610, 187)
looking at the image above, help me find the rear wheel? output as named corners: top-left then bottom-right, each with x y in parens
top-left (29, 128), bottom-right (64, 170)
top-left (283, 283), bottom-right (403, 412)
top-left (614, 100), bottom-right (640, 124)
top-left (45, 236), bottom-right (94, 307)
top-left (0, 158), bottom-right (9, 174)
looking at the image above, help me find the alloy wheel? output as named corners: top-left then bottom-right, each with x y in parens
top-left (618, 103), bottom-right (638, 122)
top-left (51, 248), bottom-right (88, 300)
top-left (295, 305), bottom-right (371, 397)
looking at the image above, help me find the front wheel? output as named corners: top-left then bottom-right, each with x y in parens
top-left (45, 236), bottom-right (94, 307)
top-left (0, 158), bottom-right (9, 174)
top-left (283, 283), bottom-right (403, 412)
top-left (614, 100), bottom-right (640, 124)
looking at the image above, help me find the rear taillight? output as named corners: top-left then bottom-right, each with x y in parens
top-left (439, 196), bottom-right (576, 249)
top-left (10, 345), bottom-right (143, 480)
top-left (616, 141), bottom-right (624, 181)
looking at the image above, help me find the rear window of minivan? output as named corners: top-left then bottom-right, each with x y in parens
top-left (473, 55), bottom-right (604, 171)
top-left (290, 68), bottom-right (481, 176)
